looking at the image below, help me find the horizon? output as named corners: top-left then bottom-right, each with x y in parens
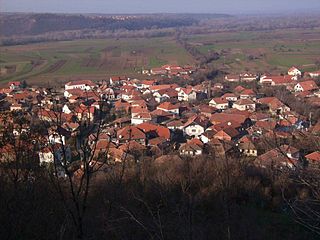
top-left (2, 0), bottom-right (320, 15)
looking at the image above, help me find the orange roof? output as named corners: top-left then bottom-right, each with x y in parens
top-left (188, 138), bottom-right (204, 147)
top-left (96, 139), bottom-right (116, 151)
top-left (257, 97), bottom-right (286, 110)
top-left (271, 75), bottom-right (294, 85)
top-left (234, 86), bottom-right (245, 93)
top-left (117, 126), bottom-right (146, 140)
top-left (234, 98), bottom-right (255, 105)
top-left (240, 89), bottom-right (256, 96)
top-left (210, 113), bottom-right (247, 125)
top-left (180, 88), bottom-right (194, 95)
top-left (210, 97), bottom-right (228, 104)
top-left (150, 84), bottom-right (178, 91)
top-left (137, 122), bottom-right (170, 139)
top-left (8, 81), bottom-right (21, 86)
top-left (288, 66), bottom-right (299, 72)
top-left (297, 80), bottom-right (318, 91)
top-left (75, 104), bottom-right (95, 114)
top-left (66, 80), bottom-right (95, 86)
top-left (118, 140), bottom-right (147, 152)
top-left (157, 102), bottom-right (179, 110)
top-left (215, 127), bottom-right (239, 139)
top-left (305, 151), bottom-right (320, 162)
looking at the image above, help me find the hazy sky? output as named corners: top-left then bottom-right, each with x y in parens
top-left (1, 0), bottom-right (320, 14)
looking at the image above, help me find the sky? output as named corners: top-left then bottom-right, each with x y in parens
top-left (1, 0), bottom-right (320, 14)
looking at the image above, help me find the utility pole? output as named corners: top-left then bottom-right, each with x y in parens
top-left (208, 81), bottom-right (212, 99)
top-left (309, 112), bottom-right (312, 129)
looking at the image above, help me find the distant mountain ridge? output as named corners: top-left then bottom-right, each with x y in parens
top-left (0, 13), bottom-right (231, 37)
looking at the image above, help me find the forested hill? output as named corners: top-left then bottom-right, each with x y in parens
top-left (0, 13), bottom-right (230, 37)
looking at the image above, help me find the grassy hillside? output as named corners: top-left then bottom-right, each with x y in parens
top-left (0, 37), bottom-right (195, 86)
top-left (185, 28), bottom-right (320, 74)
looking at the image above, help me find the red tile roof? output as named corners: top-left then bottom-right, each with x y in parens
top-left (210, 113), bottom-right (247, 125)
top-left (137, 122), bottom-right (170, 139)
top-left (157, 102), bottom-right (179, 111)
top-left (296, 80), bottom-right (318, 91)
top-left (118, 140), bottom-right (147, 152)
top-left (305, 151), bottom-right (320, 162)
top-left (66, 80), bottom-right (95, 86)
top-left (117, 126), bottom-right (146, 141)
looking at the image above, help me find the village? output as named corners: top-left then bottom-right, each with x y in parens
top-left (0, 64), bottom-right (320, 177)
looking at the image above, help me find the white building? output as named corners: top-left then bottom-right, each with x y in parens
top-left (209, 98), bottom-right (229, 110)
top-left (288, 67), bottom-right (302, 77)
top-left (179, 143), bottom-right (202, 156)
top-left (232, 99), bottom-right (256, 112)
top-left (131, 112), bottom-right (152, 125)
top-left (178, 88), bottom-right (197, 102)
top-left (65, 80), bottom-right (95, 91)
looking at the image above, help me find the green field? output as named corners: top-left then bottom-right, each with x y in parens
top-left (1, 28), bottom-right (320, 86)
top-left (185, 28), bottom-right (320, 73)
top-left (0, 37), bottom-right (195, 86)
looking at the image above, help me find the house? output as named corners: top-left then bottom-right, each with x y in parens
top-left (112, 117), bottom-right (131, 128)
top-left (221, 93), bottom-right (238, 102)
top-left (240, 73), bottom-right (257, 82)
top-left (257, 97), bottom-right (290, 115)
top-left (149, 84), bottom-right (179, 93)
top-left (179, 142), bottom-right (202, 156)
top-left (238, 141), bottom-right (257, 157)
top-left (121, 89), bottom-right (141, 101)
top-left (150, 68), bottom-right (167, 75)
top-left (239, 89), bottom-right (256, 100)
top-left (65, 80), bottom-right (95, 91)
top-left (38, 147), bottom-right (54, 164)
top-left (178, 88), bottom-right (197, 102)
top-left (197, 104), bottom-right (217, 118)
top-left (157, 102), bottom-right (179, 115)
top-left (200, 130), bottom-right (217, 144)
top-left (8, 81), bottom-right (21, 90)
top-left (209, 97), bottom-right (229, 110)
top-left (39, 144), bottom-right (72, 165)
top-left (153, 88), bottom-right (178, 103)
top-left (109, 76), bottom-right (128, 86)
top-left (118, 140), bottom-right (147, 155)
top-left (234, 86), bottom-right (246, 94)
top-left (307, 70), bottom-right (320, 78)
top-left (288, 66), bottom-right (302, 77)
top-left (260, 75), bottom-right (295, 86)
top-left (62, 104), bottom-right (72, 114)
top-left (305, 151), bottom-right (320, 168)
top-left (64, 89), bottom-right (84, 99)
top-left (140, 80), bottom-right (157, 89)
top-left (117, 126), bottom-right (146, 145)
top-left (225, 75), bottom-right (240, 82)
top-left (75, 104), bottom-right (95, 121)
top-left (294, 80), bottom-right (318, 92)
top-left (255, 145), bottom-right (299, 169)
top-left (137, 122), bottom-right (170, 140)
top-left (214, 127), bottom-right (240, 142)
top-left (101, 87), bottom-right (115, 100)
top-left (213, 83), bottom-right (224, 90)
top-left (210, 113), bottom-right (250, 126)
top-left (131, 112), bottom-right (153, 125)
top-left (10, 103), bottom-right (22, 111)
top-left (249, 120), bottom-right (276, 136)
top-left (232, 99), bottom-right (256, 112)
top-left (107, 148), bottom-right (134, 162)
top-left (183, 115), bottom-right (210, 137)
top-left (166, 120), bottom-right (184, 130)
top-left (114, 99), bottom-right (131, 114)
